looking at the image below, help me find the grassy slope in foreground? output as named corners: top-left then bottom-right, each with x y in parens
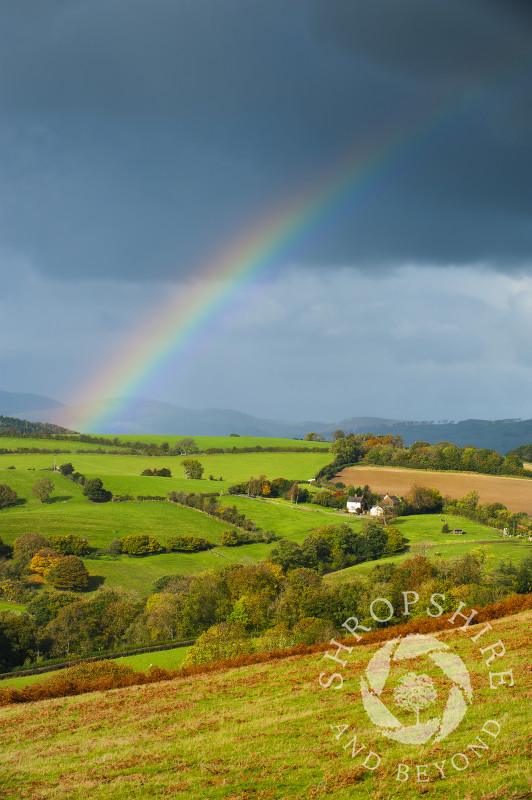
top-left (0, 610), bottom-right (530, 800)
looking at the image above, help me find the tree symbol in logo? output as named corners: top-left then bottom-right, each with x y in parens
top-left (393, 672), bottom-right (437, 726)
top-left (360, 634), bottom-right (472, 745)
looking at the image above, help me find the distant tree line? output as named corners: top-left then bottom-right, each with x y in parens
top-left (314, 431), bottom-right (531, 481)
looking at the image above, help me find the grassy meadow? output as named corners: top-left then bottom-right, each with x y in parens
top-left (105, 434), bottom-right (331, 450)
top-left (0, 434), bottom-right (330, 453)
top-left (1, 446), bottom-right (531, 598)
top-left (0, 610), bottom-right (529, 799)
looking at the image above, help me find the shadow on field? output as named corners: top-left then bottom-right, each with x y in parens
top-left (47, 496), bottom-right (74, 504)
top-left (87, 575), bottom-right (105, 591)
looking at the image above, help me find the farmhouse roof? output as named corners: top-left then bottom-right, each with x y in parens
top-left (380, 494), bottom-right (400, 505)
top-left (347, 496), bottom-right (364, 502)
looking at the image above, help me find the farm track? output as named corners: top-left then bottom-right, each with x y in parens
top-left (338, 464), bottom-right (532, 514)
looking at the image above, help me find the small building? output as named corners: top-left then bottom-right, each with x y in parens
top-left (370, 494), bottom-right (400, 517)
top-left (346, 496), bottom-right (364, 514)
top-left (382, 494), bottom-right (400, 505)
top-left (452, 528), bottom-right (464, 535)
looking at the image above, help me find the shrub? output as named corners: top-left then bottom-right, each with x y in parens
top-left (13, 533), bottom-right (51, 563)
top-left (47, 659), bottom-right (135, 685)
top-left (48, 535), bottom-right (90, 556)
top-left (0, 484), bottom-right (18, 509)
top-left (120, 535), bottom-right (164, 556)
top-left (107, 538), bottom-right (122, 556)
top-left (46, 556), bottom-right (90, 591)
top-left (166, 536), bottom-right (213, 552)
top-left (29, 548), bottom-right (63, 576)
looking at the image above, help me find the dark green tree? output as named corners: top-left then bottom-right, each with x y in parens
top-left (82, 478), bottom-right (112, 503)
top-left (58, 463), bottom-right (74, 476)
top-left (0, 611), bottom-right (37, 670)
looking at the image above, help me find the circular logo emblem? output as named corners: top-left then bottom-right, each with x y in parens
top-left (360, 634), bottom-right (473, 745)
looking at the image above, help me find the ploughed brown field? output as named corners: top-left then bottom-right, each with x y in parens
top-left (337, 465), bottom-right (532, 514)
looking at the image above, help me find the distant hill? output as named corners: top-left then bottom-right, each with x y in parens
top-left (7, 392), bottom-right (532, 453)
top-left (21, 397), bottom-right (326, 438)
top-left (0, 391), bottom-right (63, 416)
top-left (0, 415), bottom-right (73, 435)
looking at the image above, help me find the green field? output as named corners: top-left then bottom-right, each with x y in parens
top-left (0, 610), bottom-right (529, 799)
top-left (0, 646), bottom-right (191, 690)
top-left (0, 434), bottom-right (330, 453)
top-left (0, 601), bottom-right (26, 615)
top-left (1, 448), bottom-right (531, 599)
top-left (99, 434), bottom-right (330, 450)
top-left (0, 450), bottom-right (331, 490)
top-left (0, 436), bottom-right (126, 452)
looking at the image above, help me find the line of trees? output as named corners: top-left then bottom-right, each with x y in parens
top-left (314, 431), bottom-right (531, 481)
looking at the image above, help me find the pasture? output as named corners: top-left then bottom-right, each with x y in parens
top-left (0, 449), bottom-right (331, 490)
top-left (0, 645), bottom-right (192, 690)
top-left (105, 434), bottom-right (330, 450)
top-left (0, 436), bottom-right (124, 452)
top-left (338, 464), bottom-right (532, 514)
top-left (0, 610), bottom-right (529, 799)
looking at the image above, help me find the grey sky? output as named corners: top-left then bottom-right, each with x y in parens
top-left (1, 1), bottom-right (532, 422)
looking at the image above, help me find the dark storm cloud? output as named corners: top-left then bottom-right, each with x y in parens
top-left (1, 0), bottom-right (532, 280)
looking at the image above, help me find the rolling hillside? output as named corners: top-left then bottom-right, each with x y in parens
top-left (0, 609), bottom-right (530, 799)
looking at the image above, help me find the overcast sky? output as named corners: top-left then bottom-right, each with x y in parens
top-left (2, 0), bottom-right (532, 422)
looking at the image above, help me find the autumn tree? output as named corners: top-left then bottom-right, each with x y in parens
top-left (331, 429), bottom-right (346, 441)
top-left (48, 534), bottom-right (90, 556)
top-left (404, 484), bottom-right (443, 514)
top-left (46, 556), bottom-right (90, 591)
top-left (12, 533), bottom-right (51, 564)
top-left (0, 484), bottom-right (18, 509)
top-left (183, 622), bottom-right (254, 666)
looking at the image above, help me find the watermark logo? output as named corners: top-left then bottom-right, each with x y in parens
top-left (319, 596), bottom-right (515, 784)
top-left (360, 634), bottom-right (472, 745)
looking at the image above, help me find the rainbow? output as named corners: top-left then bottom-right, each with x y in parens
top-left (69, 59), bottom-right (527, 433)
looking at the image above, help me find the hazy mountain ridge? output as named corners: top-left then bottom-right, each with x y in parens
top-left (3, 392), bottom-right (532, 453)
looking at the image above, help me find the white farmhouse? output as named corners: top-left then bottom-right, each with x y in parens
top-left (346, 495), bottom-right (364, 514)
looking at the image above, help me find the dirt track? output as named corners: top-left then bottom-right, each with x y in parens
top-left (338, 465), bottom-right (532, 514)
